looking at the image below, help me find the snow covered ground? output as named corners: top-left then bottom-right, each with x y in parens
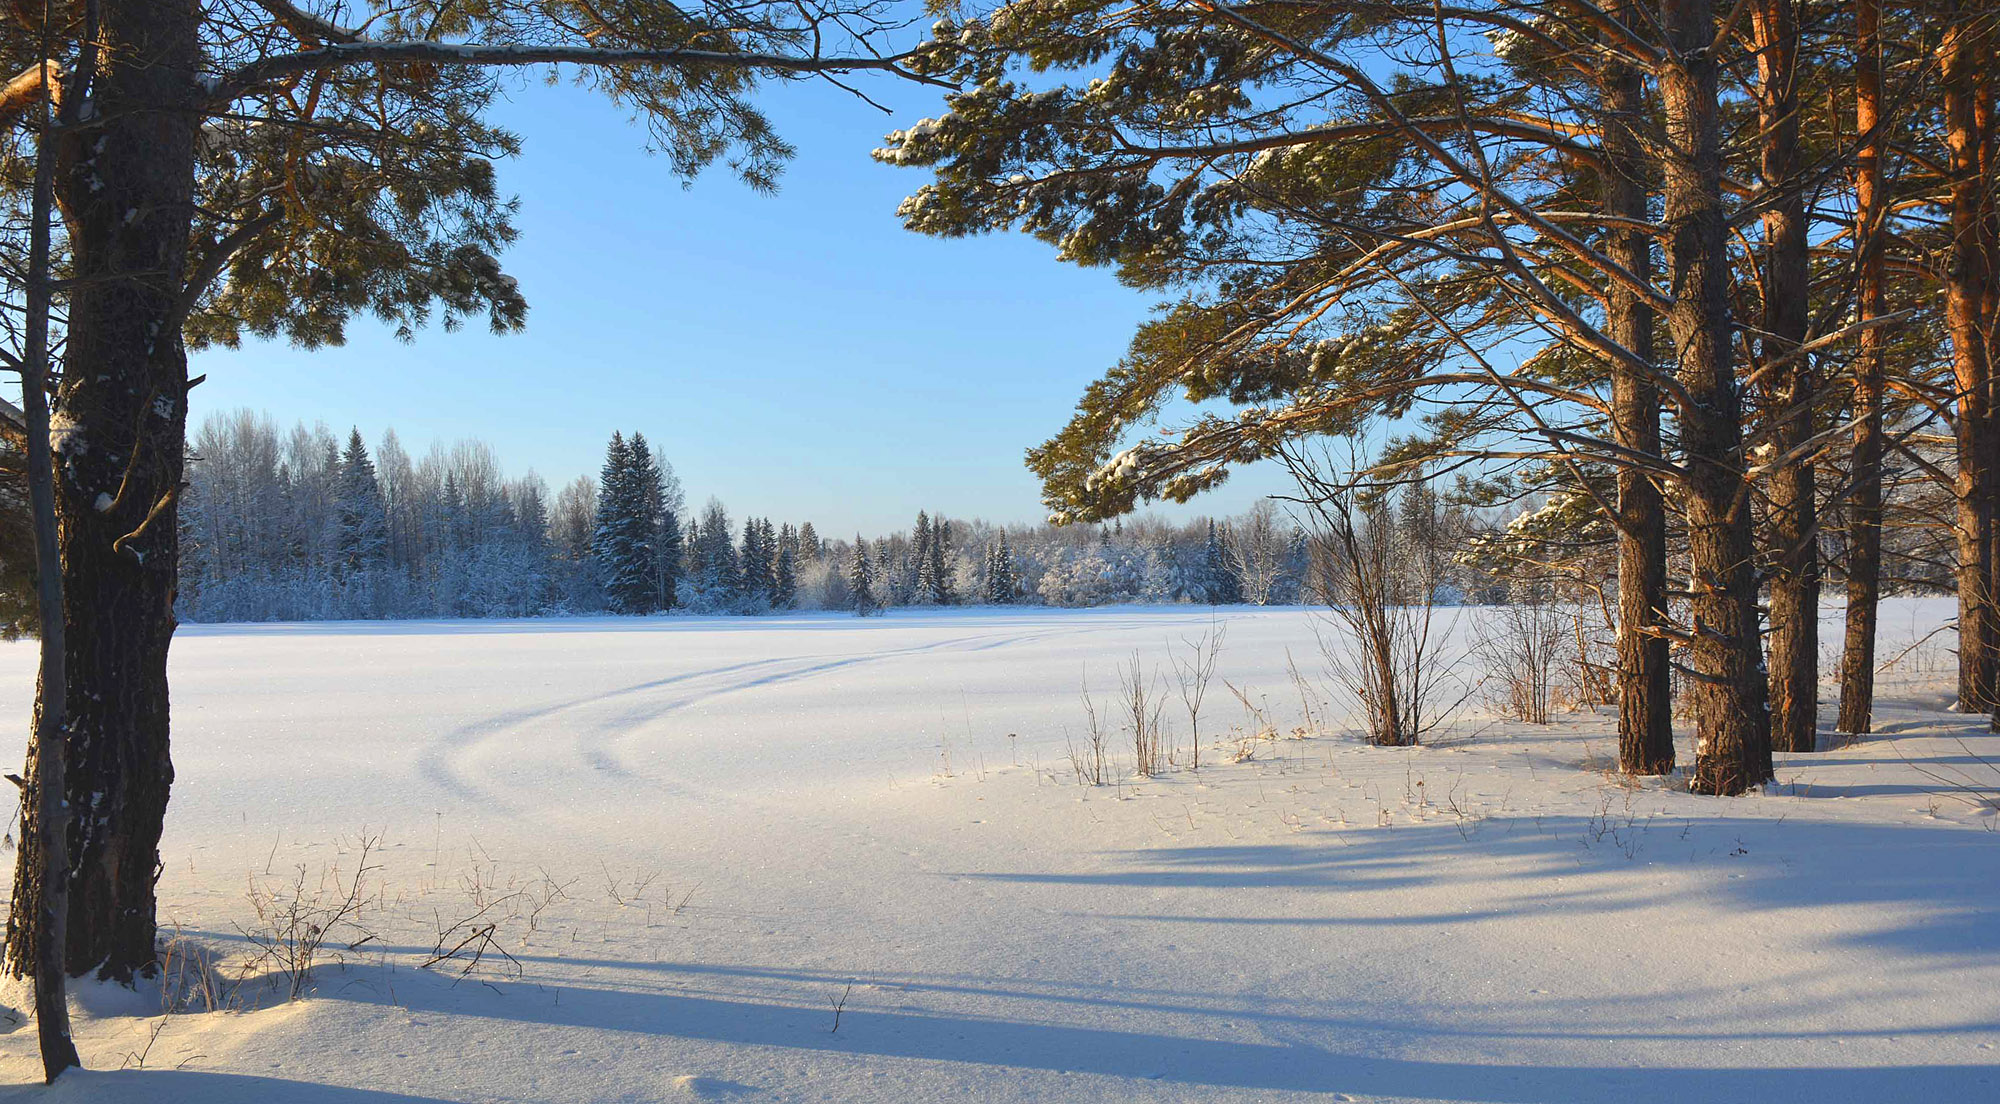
top-left (0, 600), bottom-right (1994, 1102)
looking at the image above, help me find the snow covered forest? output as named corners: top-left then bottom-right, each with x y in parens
top-left (175, 413), bottom-right (1319, 622)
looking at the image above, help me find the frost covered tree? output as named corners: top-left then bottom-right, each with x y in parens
top-left (690, 500), bottom-right (742, 610)
top-left (773, 530), bottom-right (798, 610)
top-left (910, 511), bottom-right (937, 606)
top-left (1201, 522), bottom-right (1243, 605)
top-left (925, 515), bottom-right (955, 604)
top-left (741, 517), bottom-right (776, 608)
top-left (593, 432), bottom-right (652, 613)
top-left (626, 433), bottom-right (672, 613)
top-left (335, 428), bottom-right (389, 575)
top-left (983, 532), bottom-right (1020, 604)
top-left (849, 535), bottom-right (877, 616)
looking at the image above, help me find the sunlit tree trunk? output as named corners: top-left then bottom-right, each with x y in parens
top-left (1937, 4), bottom-right (1996, 726)
top-left (1602, 6), bottom-right (1674, 774)
top-left (1752, 0), bottom-right (1820, 754)
top-left (1659, 0), bottom-right (1773, 793)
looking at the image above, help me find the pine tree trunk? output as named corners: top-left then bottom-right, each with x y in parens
top-left (1837, 0), bottom-right (1890, 736)
top-left (1601, 21), bottom-right (1673, 775)
top-left (1979, 66), bottom-right (2000, 732)
top-left (1753, 0), bottom-right (1820, 754)
top-left (4, 0), bottom-right (199, 983)
top-left (1659, 0), bottom-right (1773, 795)
top-left (1939, 7), bottom-right (1995, 723)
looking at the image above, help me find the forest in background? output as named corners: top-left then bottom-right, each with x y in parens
top-left (171, 412), bottom-right (1322, 621)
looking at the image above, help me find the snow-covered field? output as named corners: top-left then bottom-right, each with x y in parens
top-left (0, 600), bottom-right (1994, 1102)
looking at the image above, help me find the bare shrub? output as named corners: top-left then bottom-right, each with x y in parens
top-left (1119, 651), bottom-right (1168, 777)
top-left (1281, 441), bottom-right (1465, 747)
top-left (1170, 621), bottom-right (1225, 770)
top-left (1068, 673), bottom-right (1111, 785)
top-left (1473, 587), bottom-right (1574, 724)
top-left (240, 833), bottom-right (382, 1000)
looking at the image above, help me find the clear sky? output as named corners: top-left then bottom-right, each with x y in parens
top-left (188, 68), bottom-right (1295, 537)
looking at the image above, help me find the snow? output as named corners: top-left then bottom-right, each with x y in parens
top-left (0, 600), bottom-right (1994, 1101)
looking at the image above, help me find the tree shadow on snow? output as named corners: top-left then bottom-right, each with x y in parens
top-left (2, 1069), bottom-right (463, 1104)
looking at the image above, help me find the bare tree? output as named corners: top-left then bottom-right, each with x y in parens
top-left (1170, 621), bottom-right (1225, 770)
top-left (1283, 441), bottom-right (1463, 747)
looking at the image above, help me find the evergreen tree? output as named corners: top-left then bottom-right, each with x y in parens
top-left (514, 476), bottom-right (554, 611)
top-left (850, 535), bottom-right (877, 616)
top-left (911, 511), bottom-right (937, 605)
top-left (627, 433), bottom-right (670, 613)
top-left (798, 521), bottom-right (821, 561)
top-left (741, 517), bottom-right (776, 607)
top-left (927, 515), bottom-right (955, 604)
top-left (1203, 521), bottom-right (1244, 605)
top-left (773, 534), bottom-right (797, 609)
top-left (335, 428), bottom-right (390, 574)
top-left (657, 506), bottom-right (684, 613)
top-left (593, 432), bottom-right (652, 613)
top-left (984, 532), bottom-right (1019, 604)
top-left (692, 499), bottom-right (741, 608)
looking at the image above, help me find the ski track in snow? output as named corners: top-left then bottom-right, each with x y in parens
top-left (419, 621), bottom-right (1121, 811)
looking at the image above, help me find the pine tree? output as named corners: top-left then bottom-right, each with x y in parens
top-left (850, 535), bottom-right (877, 616)
top-left (335, 428), bottom-right (389, 574)
top-left (773, 537), bottom-right (797, 609)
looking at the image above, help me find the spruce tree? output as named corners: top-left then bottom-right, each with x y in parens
top-left (741, 517), bottom-right (776, 607)
top-left (773, 537), bottom-right (797, 609)
top-left (1203, 521), bottom-right (1243, 605)
top-left (693, 500), bottom-right (741, 607)
top-left (658, 507), bottom-right (684, 612)
top-left (592, 432), bottom-right (651, 613)
top-left (335, 428), bottom-right (389, 574)
top-left (985, 532), bottom-right (1019, 604)
top-left (927, 515), bottom-right (954, 604)
top-left (626, 433), bottom-right (669, 614)
top-left (798, 522), bottom-right (821, 561)
top-left (850, 535), bottom-right (877, 616)
top-left (911, 511), bottom-right (936, 605)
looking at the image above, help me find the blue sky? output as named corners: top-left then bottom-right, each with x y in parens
top-left (189, 70), bottom-right (1294, 536)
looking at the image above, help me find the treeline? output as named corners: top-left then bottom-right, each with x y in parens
top-left (175, 414), bottom-right (1318, 621)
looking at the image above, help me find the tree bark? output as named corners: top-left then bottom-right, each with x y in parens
top-left (1938, 5), bottom-right (1996, 724)
top-left (4, 0), bottom-right (199, 983)
top-left (1979, 61), bottom-right (2000, 732)
top-left (1659, 0), bottom-right (1773, 794)
top-left (1601, 8), bottom-right (1673, 775)
top-left (1836, 0), bottom-right (1891, 736)
top-left (1753, 0), bottom-right (1820, 754)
